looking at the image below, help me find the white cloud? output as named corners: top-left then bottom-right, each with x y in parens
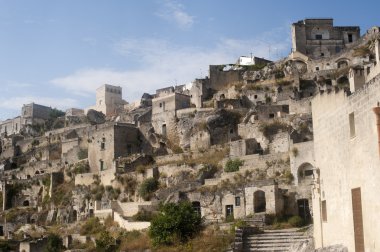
top-left (51, 27), bottom-right (290, 103)
top-left (0, 96), bottom-right (79, 111)
top-left (156, 0), bottom-right (194, 29)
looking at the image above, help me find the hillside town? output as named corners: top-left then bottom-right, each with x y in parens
top-left (0, 18), bottom-right (379, 252)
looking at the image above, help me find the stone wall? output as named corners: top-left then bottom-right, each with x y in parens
top-left (311, 76), bottom-right (380, 251)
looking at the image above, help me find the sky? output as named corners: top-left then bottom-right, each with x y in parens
top-left (0, 0), bottom-right (379, 120)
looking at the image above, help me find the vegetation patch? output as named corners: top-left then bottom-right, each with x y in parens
top-left (224, 158), bottom-right (244, 172)
top-left (139, 178), bottom-right (159, 200)
top-left (149, 202), bottom-right (202, 246)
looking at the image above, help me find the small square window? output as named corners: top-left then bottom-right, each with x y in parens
top-left (235, 197), bottom-right (241, 207)
top-left (269, 113), bottom-right (275, 118)
top-left (316, 67), bottom-right (320, 71)
top-left (315, 34), bottom-right (323, 40)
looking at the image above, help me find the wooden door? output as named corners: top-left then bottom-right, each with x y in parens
top-left (351, 188), bottom-right (365, 252)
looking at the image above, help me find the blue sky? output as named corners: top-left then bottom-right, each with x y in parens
top-left (0, 0), bottom-right (379, 120)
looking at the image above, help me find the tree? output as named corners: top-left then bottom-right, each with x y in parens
top-left (95, 230), bottom-right (116, 252)
top-left (44, 234), bottom-right (63, 252)
top-left (138, 178), bottom-right (159, 200)
top-left (149, 202), bottom-right (202, 246)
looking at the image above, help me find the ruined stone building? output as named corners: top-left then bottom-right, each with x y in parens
top-left (0, 103), bottom-right (52, 136)
top-left (292, 18), bottom-right (360, 59)
top-left (151, 89), bottom-right (190, 138)
top-left (88, 123), bottom-right (141, 172)
top-left (86, 84), bottom-right (126, 116)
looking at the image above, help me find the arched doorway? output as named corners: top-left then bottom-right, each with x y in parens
top-left (298, 163), bottom-right (314, 185)
top-left (254, 190), bottom-right (266, 213)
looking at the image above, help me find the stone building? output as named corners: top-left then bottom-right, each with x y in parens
top-left (311, 75), bottom-right (380, 251)
top-left (292, 18), bottom-right (360, 59)
top-left (0, 103), bottom-right (52, 136)
top-left (86, 84), bottom-right (126, 116)
top-left (236, 55), bottom-right (272, 66)
top-left (151, 91), bottom-right (190, 137)
top-left (21, 103), bottom-right (52, 125)
top-left (88, 123), bottom-right (141, 172)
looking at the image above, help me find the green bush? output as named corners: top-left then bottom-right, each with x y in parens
top-left (138, 178), bottom-right (159, 200)
top-left (44, 234), bottom-right (63, 252)
top-left (95, 230), bottom-right (116, 252)
top-left (224, 159), bottom-right (243, 172)
top-left (149, 202), bottom-right (202, 246)
top-left (80, 217), bottom-right (105, 235)
top-left (288, 216), bottom-right (304, 227)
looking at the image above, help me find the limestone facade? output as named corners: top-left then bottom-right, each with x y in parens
top-left (311, 75), bottom-right (380, 251)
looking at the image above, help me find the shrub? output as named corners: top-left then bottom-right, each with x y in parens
top-left (292, 147), bottom-right (299, 157)
top-left (80, 217), bottom-right (104, 235)
top-left (288, 216), bottom-right (304, 227)
top-left (95, 230), bottom-right (116, 252)
top-left (149, 202), bottom-right (202, 246)
top-left (44, 234), bottom-right (63, 252)
top-left (259, 120), bottom-right (289, 139)
top-left (283, 170), bottom-right (294, 184)
top-left (224, 159), bottom-right (243, 173)
top-left (139, 178), bottom-right (159, 200)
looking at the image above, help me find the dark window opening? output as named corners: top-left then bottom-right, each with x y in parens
top-left (269, 113), bottom-right (275, 118)
top-left (304, 170), bottom-right (314, 176)
top-left (348, 34), bottom-right (353, 43)
top-left (316, 67), bottom-right (319, 71)
top-left (100, 160), bottom-right (104, 171)
top-left (235, 197), bottom-right (241, 207)
top-left (321, 53), bottom-right (324, 57)
top-left (101, 142), bottom-right (105, 150)
top-left (254, 95), bottom-right (258, 99)
top-left (315, 34), bottom-right (322, 40)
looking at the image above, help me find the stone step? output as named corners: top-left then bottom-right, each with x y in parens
top-left (243, 246), bottom-right (290, 251)
top-left (246, 237), bottom-right (310, 242)
top-left (246, 235), bottom-right (308, 240)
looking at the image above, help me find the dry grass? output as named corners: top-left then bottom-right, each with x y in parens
top-left (154, 228), bottom-right (233, 252)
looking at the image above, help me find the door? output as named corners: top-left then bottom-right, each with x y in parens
top-left (297, 199), bottom-right (311, 222)
top-left (352, 188), bottom-right (365, 252)
top-left (226, 205), bottom-right (234, 218)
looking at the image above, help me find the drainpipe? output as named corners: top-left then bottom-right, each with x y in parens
top-left (372, 105), bottom-right (380, 156)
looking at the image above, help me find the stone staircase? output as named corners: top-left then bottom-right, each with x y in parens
top-left (243, 228), bottom-right (311, 252)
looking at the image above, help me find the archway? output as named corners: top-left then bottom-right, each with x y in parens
top-left (298, 163), bottom-right (314, 185)
top-left (254, 190), bottom-right (266, 213)
top-left (23, 200), bottom-right (30, 207)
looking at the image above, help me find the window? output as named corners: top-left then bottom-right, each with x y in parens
top-left (159, 103), bottom-right (162, 108)
top-left (321, 53), bottom-right (324, 57)
top-left (254, 95), bottom-right (258, 99)
top-left (316, 67), bottom-right (319, 71)
top-left (235, 196), bottom-right (241, 207)
top-left (322, 200), bottom-right (327, 222)
top-left (101, 138), bottom-right (106, 150)
top-left (269, 113), bottom-right (275, 118)
top-left (349, 112), bottom-right (356, 138)
top-left (315, 34), bottom-right (323, 40)
top-left (100, 160), bottom-right (104, 171)
top-left (348, 34), bottom-right (353, 43)
top-left (304, 170), bottom-right (313, 177)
